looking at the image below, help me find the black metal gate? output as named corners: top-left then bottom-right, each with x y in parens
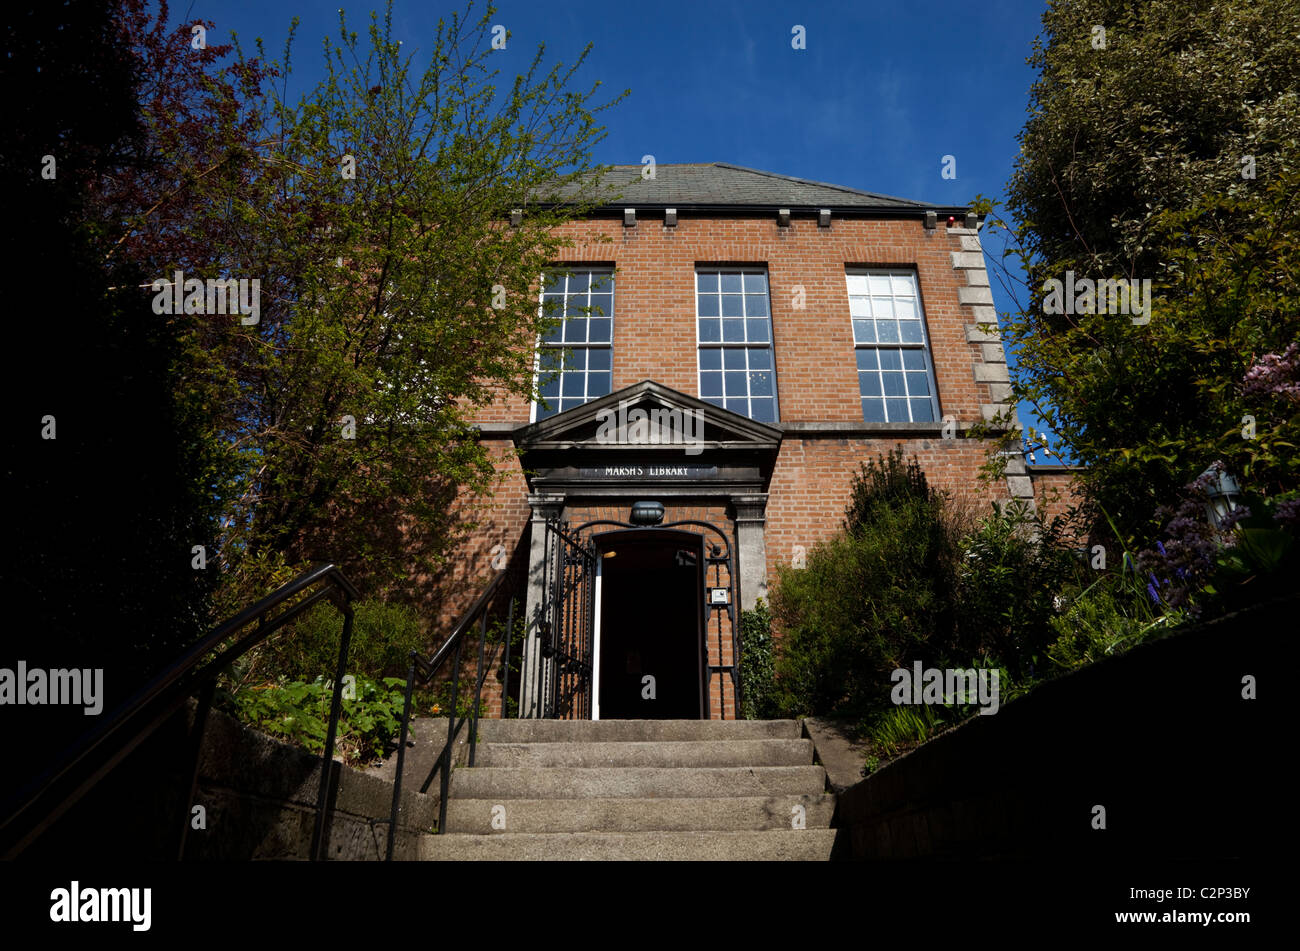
top-left (539, 520), bottom-right (597, 719)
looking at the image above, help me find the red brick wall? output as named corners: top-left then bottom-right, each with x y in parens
top-left (472, 214), bottom-right (996, 423)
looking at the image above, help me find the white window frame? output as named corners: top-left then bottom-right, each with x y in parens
top-left (846, 268), bottom-right (941, 423)
top-left (531, 267), bottom-right (615, 422)
top-left (694, 265), bottom-right (779, 422)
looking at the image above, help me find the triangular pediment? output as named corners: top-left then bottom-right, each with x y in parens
top-left (516, 379), bottom-right (781, 450)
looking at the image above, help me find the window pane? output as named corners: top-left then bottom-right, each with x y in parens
top-left (698, 294), bottom-right (720, 317)
top-left (910, 399), bottom-right (934, 421)
top-left (541, 321), bottom-right (563, 344)
top-left (859, 373), bottom-right (881, 397)
top-left (849, 296), bottom-right (871, 317)
top-left (589, 372), bottom-right (612, 397)
top-left (699, 318), bottom-right (721, 342)
top-left (565, 318), bottom-right (588, 342)
top-left (723, 349), bottom-right (746, 370)
top-left (899, 321), bottom-right (923, 344)
top-left (562, 372), bottom-right (585, 397)
top-left (591, 273), bottom-right (613, 293)
top-left (697, 272), bottom-right (718, 293)
top-left (892, 274), bottom-right (916, 296)
top-left (720, 273), bottom-right (743, 293)
top-left (751, 398), bottom-right (776, 422)
top-left (589, 318), bottom-right (611, 343)
top-left (539, 374), bottom-right (561, 398)
top-left (746, 319), bottom-right (769, 343)
top-left (565, 297), bottom-right (587, 319)
top-left (879, 349), bottom-right (902, 371)
top-left (700, 348), bottom-right (722, 370)
top-left (901, 349), bottom-right (925, 370)
top-left (749, 371), bottom-right (774, 396)
top-left (539, 349), bottom-right (562, 372)
top-left (722, 319), bottom-right (745, 342)
top-left (749, 348), bottom-right (771, 370)
top-left (700, 371), bottom-right (723, 397)
top-left (882, 372), bottom-right (906, 397)
top-left (721, 294), bottom-right (744, 317)
top-left (894, 298), bottom-right (916, 319)
top-left (745, 294), bottom-right (769, 317)
top-left (588, 348), bottom-right (612, 371)
top-left (724, 371), bottom-right (747, 396)
top-left (542, 272), bottom-right (563, 293)
top-left (725, 397), bottom-right (747, 414)
top-left (846, 274), bottom-right (870, 295)
top-left (743, 273), bottom-right (766, 293)
top-left (703, 395), bottom-right (724, 409)
top-left (568, 272), bottom-right (590, 293)
top-left (885, 398), bottom-right (909, 420)
top-left (869, 275), bottom-right (892, 294)
top-left (853, 320), bottom-right (875, 343)
top-left (905, 372), bottom-right (929, 396)
top-left (855, 349), bottom-right (878, 371)
top-left (589, 293), bottom-right (613, 317)
top-left (877, 320), bottom-right (899, 343)
top-left (862, 398), bottom-right (886, 422)
top-left (872, 298), bottom-right (893, 319)
top-left (567, 349), bottom-right (587, 370)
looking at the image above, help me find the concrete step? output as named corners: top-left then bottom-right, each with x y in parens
top-left (419, 829), bottom-right (839, 861)
top-left (444, 794), bottom-right (835, 833)
top-left (451, 765), bottom-right (826, 799)
top-left (475, 739), bottom-right (814, 768)
top-left (475, 719), bottom-right (803, 743)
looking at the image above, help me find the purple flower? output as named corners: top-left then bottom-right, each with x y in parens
top-left (1147, 583), bottom-right (1160, 604)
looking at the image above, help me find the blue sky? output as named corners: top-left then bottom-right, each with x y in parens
top-left (183, 0), bottom-right (1061, 458)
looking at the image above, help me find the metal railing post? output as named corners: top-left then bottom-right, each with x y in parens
top-left (311, 603), bottom-right (354, 861)
top-left (385, 654), bottom-right (418, 861)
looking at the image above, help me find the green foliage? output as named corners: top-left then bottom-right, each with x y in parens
top-left (221, 673), bottom-right (410, 766)
top-left (269, 597), bottom-right (426, 683)
top-left (981, 0), bottom-right (1300, 552)
top-left (867, 704), bottom-right (950, 758)
top-left (955, 499), bottom-right (1088, 681)
top-left (770, 450), bottom-right (966, 718)
top-left (738, 599), bottom-right (779, 720)
top-left (168, 1), bottom-right (631, 600)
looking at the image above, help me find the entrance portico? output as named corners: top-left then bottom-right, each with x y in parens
top-left (513, 380), bottom-right (780, 719)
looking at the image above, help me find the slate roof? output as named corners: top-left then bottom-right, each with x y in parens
top-left (535, 162), bottom-right (959, 214)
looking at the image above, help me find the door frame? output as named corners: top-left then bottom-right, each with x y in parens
top-left (589, 528), bottom-right (706, 720)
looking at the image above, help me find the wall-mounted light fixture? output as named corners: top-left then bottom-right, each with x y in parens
top-left (630, 500), bottom-right (665, 525)
top-left (777, 208), bottom-right (791, 228)
top-left (624, 208), bottom-right (637, 228)
top-left (664, 208), bottom-right (677, 228)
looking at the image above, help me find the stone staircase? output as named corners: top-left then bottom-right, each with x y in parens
top-left (418, 719), bottom-right (839, 860)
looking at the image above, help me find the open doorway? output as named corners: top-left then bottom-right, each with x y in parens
top-left (593, 530), bottom-right (704, 719)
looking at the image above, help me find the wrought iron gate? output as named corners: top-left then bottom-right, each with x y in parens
top-left (539, 520), bottom-right (597, 719)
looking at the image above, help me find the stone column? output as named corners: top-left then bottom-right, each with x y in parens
top-left (731, 494), bottom-right (769, 611)
top-left (520, 493), bottom-right (564, 718)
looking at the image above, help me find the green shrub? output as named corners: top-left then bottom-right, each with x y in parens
top-left (738, 599), bottom-right (779, 720)
top-left (955, 499), bottom-right (1088, 681)
top-left (220, 673), bottom-right (410, 766)
top-left (770, 449), bottom-right (966, 718)
top-left (267, 597), bottom-right (426, 684)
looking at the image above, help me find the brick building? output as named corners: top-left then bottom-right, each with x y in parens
top-left (445, 163), bottom-right (1077, 723)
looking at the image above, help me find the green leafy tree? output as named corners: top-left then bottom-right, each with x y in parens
top-left (176, 3), bottom-right (627, 601)
top-left (977, 0), bottom-right (1300, 551)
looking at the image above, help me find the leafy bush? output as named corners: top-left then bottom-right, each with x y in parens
top-left (738, 599), bottom-right (779, 720)
top-left (770, 449), bottom-right (967, 718)
top-left (955, 499), bottom-right (1087, 681)
top-left (267, 597), bottom-right (427, 684)
top-left (220, 673), bottom-right (410, 766)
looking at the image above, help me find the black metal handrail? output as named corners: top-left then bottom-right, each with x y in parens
top-left (386, 568), bottom-right (518, 860)
top-left (0, 562), bottom-right (359, 861)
